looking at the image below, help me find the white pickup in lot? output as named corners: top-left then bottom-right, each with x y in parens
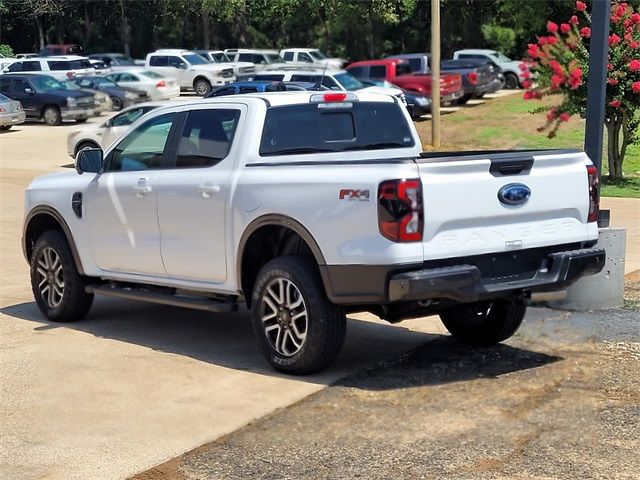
top-left (22, 91), bottom-right (605, 374)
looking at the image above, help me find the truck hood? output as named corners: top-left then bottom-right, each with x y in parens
top-left (27, 170), bottom-right (93, 193)
top-left (190, 63), bottom-right (232, 74)
top-left (361, 85), bottom-right (403, 96)
top-left (316, 58), bottom-right (346, 68)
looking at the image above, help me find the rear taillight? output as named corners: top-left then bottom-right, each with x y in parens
top-left (586, 165), bottom-right (599, 223)
top-left (378, 179), bottom-right (423, 242)
top-left (467, 72), bottom-right (478, 85)
top-left (156, 80), bottom-right (166, 88)
top-left (0, 107), bottom-right (5, 113)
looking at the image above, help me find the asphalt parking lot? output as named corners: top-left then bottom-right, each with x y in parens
top-left (1, 107), bottom-right (639, 480)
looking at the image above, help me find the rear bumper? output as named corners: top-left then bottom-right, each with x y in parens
top-left (388, 248), bottom-right (605, 303)
top-left (0, 110), bottom-right (26, 126)
top-left (320, 245), bottom-right (604, 306)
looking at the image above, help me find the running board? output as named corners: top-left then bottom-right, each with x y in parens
top-left (86, 285), bottom-right (240, 313)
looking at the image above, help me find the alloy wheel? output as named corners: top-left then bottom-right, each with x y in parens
top-left (260, 277), bottom-right (308, 357)
top-left (36, 247), bottom-right (64, 308)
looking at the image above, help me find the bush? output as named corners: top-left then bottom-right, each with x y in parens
top-left (0, 44), bottom-right (14, 57)
top-left (481, 24), bottom-right (516, 56)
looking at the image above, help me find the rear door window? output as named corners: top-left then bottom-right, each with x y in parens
top-left (47, 60), bottom-right (71, 70)
top-left (21, 61), bottom-right (42, 71)
top-left (346, 66), bottom-right (366, 77)
top-left (369, 66), bottom-right (387, 78)
top-left (395, 63), bottom-right (412, 76)
top-left (259, 102), bottom-right (414, 156)
top-left (149, 56), bottom-right (168, 67)
top-left (283, 52), bottom-right (294, 61)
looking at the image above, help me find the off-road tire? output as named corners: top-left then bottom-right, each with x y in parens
top-left (43, 106), bottom-right (62, 126)
top-left (251, 255), bottom-right (346, 375)
top-left (440, 296), bottom-right (526, 346)
top-left (194, 78), bottom-right (212, 96)
top-left (30, 230), bottom-right (93, 322)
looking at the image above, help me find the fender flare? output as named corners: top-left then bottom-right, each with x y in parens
top-left (23, 205), bottom-right (85, 275)
top-left (236, 214), bottom-right (326, 286)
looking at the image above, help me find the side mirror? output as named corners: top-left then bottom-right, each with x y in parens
top-left (2, 67), bottom-right (8, 73)
top-left (177, 62), bottom-right (187, 69)
top-left (24, 87), bottom-right (34, 94)
top-left (75, 148), bottom-right (103, 175)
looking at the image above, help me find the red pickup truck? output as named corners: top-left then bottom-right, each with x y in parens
top-left (346, 58), bottom-right (464, 104)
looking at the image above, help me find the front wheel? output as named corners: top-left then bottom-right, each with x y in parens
top-left (110, 96), bottom-right (123, 111)
top-left (251, 256), bottom-right (346, 375)
top-left (194, 78), bottom-right (212, 96)
top-left (30, 230), bottom-right (94, 322)
top-left (504, 72), bottom-right (520, 89)
top-left (43, 106), bottom-right (62, 126)
top-left (439, 296), bottom-right (526, 346)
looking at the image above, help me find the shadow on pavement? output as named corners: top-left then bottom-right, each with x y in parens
top-left (1, 298), bottom-right (560, 388)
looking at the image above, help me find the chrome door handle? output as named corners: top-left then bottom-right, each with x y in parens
top-left (134, 178), bottom-right (152, 197)
top-left (198, 184), bottom-right (220, 198)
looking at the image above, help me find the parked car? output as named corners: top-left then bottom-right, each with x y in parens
top-left (72, 76), bottom-right (148, 111)
top-left (193, 50), bottom-right (256, 79)
top-left (66, 102), bottom-right (168, 157)
top-left (280, 48), bottom-right (346, 69)
top-left (88, 59), bottom-right (111, 76)
top-left (253, 67), bottom-right (406, 104)
top-left (2, 56), bottom-right (95, 81)
top-left (360, 78), bottom-right (430, 119)
top-left (225, 49), bottom-right (287, 73)
top-left (205, 80), bottom-right (287, 97)
top-left (39, 44), bottom-right (84, 56)
top-left (0, 74), bottom-right (94, 125)
top-left (453, 49), bottom-right (526, 89)
top-left (60, 80), bottom-right (112, 115)
top-left (145, 49), bottom-right (236, 95)
top-left (23, 91), bottom-right (604, 375)
top-left (346, 58), bottom-right (463, 104)
top-left (88, 53), bottom-right (137, 69)
top-left (0, 57), bottom-right (15, 69)
top-left (104, 70), bottom-right (180, 100)
top-left (0, 92), bottom-right (26, 131)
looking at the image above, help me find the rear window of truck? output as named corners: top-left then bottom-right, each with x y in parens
top-left (259, 101), bottom-right (414, 156)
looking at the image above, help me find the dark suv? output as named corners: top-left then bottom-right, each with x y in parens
top-left (0, 74), bottom-right (94, 125)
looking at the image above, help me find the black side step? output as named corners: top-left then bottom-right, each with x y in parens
top-left (86, 285), bottom-right (241, 313)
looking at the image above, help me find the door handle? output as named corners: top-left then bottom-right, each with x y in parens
top-left (198, 184), bottom-right (220, 198)
top-left (134, 178), bottom-right (152, 197)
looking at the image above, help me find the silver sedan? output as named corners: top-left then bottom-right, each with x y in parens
top-left (0, 93), bottom-right (26, 131)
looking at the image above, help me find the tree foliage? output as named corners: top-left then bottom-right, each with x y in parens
top-left (523, 1), bottom-right (640, 179)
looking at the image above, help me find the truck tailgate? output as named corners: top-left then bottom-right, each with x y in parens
top-left (416, 150), bottom-right (598, 261)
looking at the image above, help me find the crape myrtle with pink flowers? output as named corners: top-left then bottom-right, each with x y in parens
top-left (524, 0), bottom-right (640, 179)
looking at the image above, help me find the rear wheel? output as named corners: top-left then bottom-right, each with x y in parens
top-left (504, 72), bottom-right (520, 89)
top-left (251, 256), bottom-right (346, 375)
top-left (43, 106), bottom-right (62, 126)
top-left (439, 296), bottom-right (526, 346)
top-left (30, 230), bottom-right (94, 322)
top-left (194, 78), bottom-right (212, 96)
top-left (110, 96), bottom-right (123, 111)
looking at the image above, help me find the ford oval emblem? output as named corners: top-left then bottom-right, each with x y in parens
top-left (498, 183), bottom-right (531, 206)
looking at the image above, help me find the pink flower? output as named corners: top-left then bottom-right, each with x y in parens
top-left (631, 13), bottom-right (640, 24)
top-left (547, 21), bottom-right (559, 33)
top-left (609, 33), bottom-right (621, 45)
top-left (523, 90), bottom-right (535, 100)
top-left (611, 15), bottom-right (620, 24)
top-left (549, 60), bottom-right (564, 75)
top-left (576, 1), bottom-right (587, 12)
top-left (560, 23), bottom-right (571, 34)
top-left (546, 35), bottom-right (558, 45)
top-left (551, 74), bottom-right (565, 90)
top-left (538, 36), bottom-right (547, 46)
top-left (559, 112), bottom-right (571, 122)
top-left (608, 77), bottom-right (619, 85)
top-left (527, 44), bottom-right (539, 58)
top-left (615, 3), bottom-right (628, 17)
top-left (632, 81), bottom-right (640, 94)
top-left (630, 41), bottom-right (640, 49)
top-left (570, 68), bottom-right (582, 79)
top-left (609, 99), bottom-right (621, 108)
top-left (522, 79), bottom-right (532, 89)
top-left (580, 27), bottom-right (591, 38)
top-left (569, 76), bottom-right (581, 89)
top-left (569, 15), bottom-right (579, 25)
top-left (630, 59), bottom-right (640, 72)
top-left (607, 63), bottom-right (613, 70)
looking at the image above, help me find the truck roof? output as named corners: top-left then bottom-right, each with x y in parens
top-left (280, 48), bottom-right (321, 53)
top-left (454, 49), bottom-right (498, 55)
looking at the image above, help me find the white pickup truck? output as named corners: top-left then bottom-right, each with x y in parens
top-left (23, 91), bottom-right (605, 374)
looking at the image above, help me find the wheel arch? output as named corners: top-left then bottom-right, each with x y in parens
top-left (237, 214), bottom-right (326, 307)
top-left (23, 206), bottom-right (85, 275)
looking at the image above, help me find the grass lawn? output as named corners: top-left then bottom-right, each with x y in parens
top-left (413, 92), bottom-right (640, 198)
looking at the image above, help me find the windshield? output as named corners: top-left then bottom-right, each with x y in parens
top-left (61, 81), bottom-right (82, 90)
top-left (309, 50), bottom-right (327, 61)
top-left (260, 102), bottom-right (414, 156)
top-left (491, 52), bottom-right (512, 63)
top-left (96, 78), bottom-right (118, 87)
top-left (333, 72), bottom-right (365, 91)
top-left (266, 54), bottom-right (285, 64)
top-left (212, 52), bottom-right (230, 62)
top-left (0, 93), bottom-right (10, 101)
top-left (141, 70), bottom-right (163, 79)
top-left (112, 55), bottom-right (135, 66)
top-left (183, 54), bottom-right (209, 65)
top-left (31, 76), bottom-right (64, 91)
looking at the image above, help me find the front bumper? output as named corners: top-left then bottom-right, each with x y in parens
top-left (388, 247), bottom-right (605, 303)
top-left (61, 107), bottom-right (93, 121)
top-left (0, 110), bottom-right (26, 126)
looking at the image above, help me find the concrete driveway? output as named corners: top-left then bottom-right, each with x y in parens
top-left (0, 117), bottom-right (445, 479)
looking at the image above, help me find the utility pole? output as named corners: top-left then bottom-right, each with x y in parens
top-left (584, 0), bottom-right (611, 175)
top-left (430, 0), bottom-right (441, 148)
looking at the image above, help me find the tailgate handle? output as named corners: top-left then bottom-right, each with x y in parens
top-left (490, 158), bottom-right (534, 177)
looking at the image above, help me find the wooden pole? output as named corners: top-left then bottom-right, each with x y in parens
top-left (430, 0), bottom-right (441, 148)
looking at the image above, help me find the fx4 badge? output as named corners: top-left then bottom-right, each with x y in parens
top-left (339, 189), bottom-right (370, 201)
